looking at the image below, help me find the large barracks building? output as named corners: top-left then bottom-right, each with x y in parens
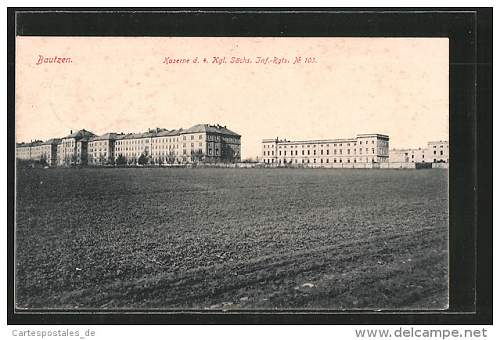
top-left (16, 124), bottom-right (241, 166)
top-left (262, 134), bottom-right (390, 167)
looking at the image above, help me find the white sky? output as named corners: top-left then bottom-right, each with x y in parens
top-left (16, 37), bottom-right (448, 158)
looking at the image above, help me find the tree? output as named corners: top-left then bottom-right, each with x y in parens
top-left (70, 154), bottom-right (78, 166)
top-left (98, 153), bottom-right (106, 165)
top-left (80, 153), bottom-right (88, 166)
top-left (191, 149), bottom-right (205, 163)
top-left (242, 157), bottom-right (257, 163)
top-left (116, 154), bottom-right (127, 166)
top-left (39, 154), bottom-right (48, 166)
top-left (166, 150), bottom-right (176, 164)
top-left (221, 142), bottom-right (236, 163)
top-left (138, 153), bottom-right (148, 165)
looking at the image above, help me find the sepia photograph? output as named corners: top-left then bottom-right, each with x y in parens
top-left (14, 36), bottom-right (450, 311)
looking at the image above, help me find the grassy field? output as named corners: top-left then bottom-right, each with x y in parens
top-left (15, 167), bottom-right (448, 310)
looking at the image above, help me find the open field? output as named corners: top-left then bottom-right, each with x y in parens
top-left (15, 167), bottom-right (448, 310)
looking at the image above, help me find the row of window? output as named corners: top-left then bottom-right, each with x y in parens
top-left (89, 150), bottom-right (106, 154)
top-left (116, 139), bottom-right (150, 145)
top-left (90, 152), bottom-right (108, 158)
top-left (182, 135), bottom-right (204, 141)
top-left (265, 148), bottom-right (379, 156)
top-left (208, 148), bottom-right (219, 156)
top-left (403, 150), bottom-right (445, 157)
top-left (24, 145), bottom-right (227, 159)
top-left (148, 150), bottom-right (229, 157)
top-left (265, 157), bottom-right (378, 164)
top-left (111, 134), bottom-right (238, 145)
top-left (264, 140), bottom-right (384, 149)
top-left (152, 144), bottom-right (178, 150)
top-left (90, 141), bottom-right (108, 147)
top-left (115, 146), bottom-right (153, 152)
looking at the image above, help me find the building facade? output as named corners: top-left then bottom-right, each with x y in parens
top-left (425, 141), bottom-right (449, 163)
top-left (388, 148), bottom-right (426, 163)
top-left (57, 129), bottom-right (97, 166)
top-left (16, 139), bottom-right (61, 166)
top-left (88, 133), bottom-right (121, 165)
top-left (16, 124), bottom-right (241, 166)
top-left (113, 124), bottom-right (241, 165)
top-left (389, 140), bottom-right (448, 164)
top-left (16, 142), bottom-right (36, 161)
top-left (261, 134), bottom-right (390, 167)
top-left (33, 139), bottom-right (61, 166)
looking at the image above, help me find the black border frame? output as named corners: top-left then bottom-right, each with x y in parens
top-left (7, 8), bottom-right (493, 325)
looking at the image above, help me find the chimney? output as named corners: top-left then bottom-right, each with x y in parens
top-left (70, 130), bottom-right (73, 134)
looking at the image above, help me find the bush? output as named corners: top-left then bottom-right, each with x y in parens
top-left (138, 153), bottom-right (148, 165)
top-left (116, 154), bottom-right (127, 166)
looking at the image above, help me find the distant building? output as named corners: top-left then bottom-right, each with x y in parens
top-left (261, 134), bottom-right (390, 167)
top-left (426, 140), bottom-right (449, 163)
top-left (389, 140), bottom-right (448, 164)
top-left (16, 124), bottom-right (241, 166)
top-left (34, 139), bottom-right (61, 166)
top-left (16, 142), bottom-right (35, 161)
top-left (388, 147), bottom-right (426, 163)
top-left (16, 139), bottom-right (60, 166)
top-left (113, 124), bottom-right (241, 165)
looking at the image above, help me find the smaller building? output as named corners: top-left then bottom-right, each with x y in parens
top-left (389, 140), bottom-right (448, 164)
top-left (388, 148), bottom-right (426, 164)
top-left (35, 139), bottom-right (61, 166)
top-left (15, 139), bottom-right (60, 166)
top-left (426, 141), bottom-right (449, 163)
top-left (15, 142), bottom-right (34, 161)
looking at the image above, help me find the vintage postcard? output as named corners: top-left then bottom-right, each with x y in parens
top-left (15, 37), bottom-right (449, 310)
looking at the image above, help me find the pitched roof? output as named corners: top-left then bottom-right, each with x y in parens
top-left (50, 124), bottom-right (240, 143)
top-left (66, 129), bottom-right (97, 139)
top-left (156, 129), bottom-right (181, 137)
top-left (182, 124), bottom-right (240, 137)
top-left (118, 128), bottom-right (182, 140)
top-left (120, 132), bottom-right (153, 140)
top-left (356, 133), bottom-right (390, 139)
top-left (90, 132), bottom-right (126, 141)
